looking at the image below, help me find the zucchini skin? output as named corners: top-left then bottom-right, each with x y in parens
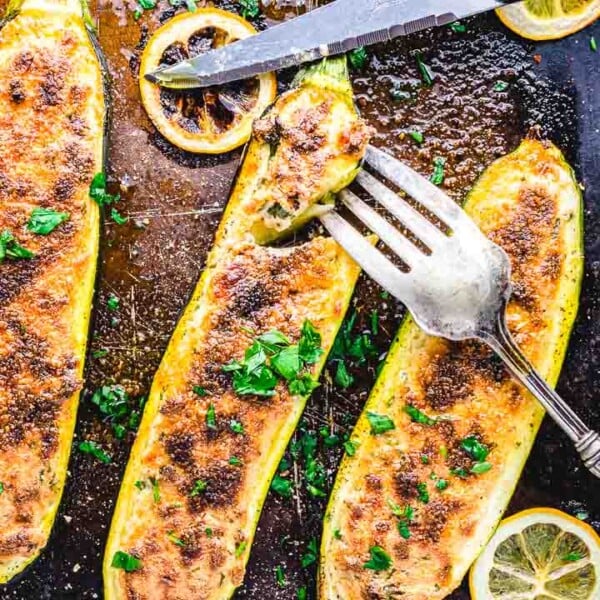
top-left (319, 139), bottom-right (584, 599)
top-left (0, 0), bottom-right (105, 584)
top-left (104, 58), bottom-right (371, 600)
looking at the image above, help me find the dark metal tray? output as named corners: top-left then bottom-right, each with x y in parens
top-left (2, 1), bottom-right (599, 598)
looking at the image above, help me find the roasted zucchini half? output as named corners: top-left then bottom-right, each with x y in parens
top-left (320, 139), bottom-right (583, 600)
top-left (104, 58), bottom-right (371, 599)
top-left (0, 0), bottom-right (105, 584)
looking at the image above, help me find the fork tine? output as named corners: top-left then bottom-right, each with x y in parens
top-left (339, 189), bottom-right (427, 266)
top-left (364, 145), bottom-right (478, 234)
top-left (319, 211), bottom-right (411, 300)
top-left (355, 170), bottom-right (445, 252)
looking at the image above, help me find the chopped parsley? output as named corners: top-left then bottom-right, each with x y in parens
top-left (448, 21), bottom-right (466, 33)
top-left (92, 348), bottom-right (108, 359)
top-left (229, 419), bottom-right (244, 434)
top-left (461, 436), bottom-right (490, 461)
top-left (409, 130), bottom-right (424, 144)
top-left (235, 540), bottom-right (247, 558)
top-left (416, 482), bottom-right (430, 504)
top-left (436, 478), bottom-right (449, 491)
top-left (367, 412), bottom-right (395, 435)
top-left (0, 229), bottom-right (34, 263)
top-left (134, 480), bottom-right (145, 491)
top-left (0, 482), bottom-right (4, 494)
top-left (591, 36), bottom-right (598, 52)
top-left (333, 529), bottom-right (342, 540)
top-left (222, 321), bottom-right (322, 397)
top-left (348, 47), bottom-right (368, 70)
top-left (111, 207), bottom-right (128, 225)
top-left (271, 474), bottom-right (293, 499)
top-left (239, 0), bottom-right (260, 19)
top-left (344, 439), bottom-right (358, 456)
top-left (107, 294), bottom-right (120, 311)
top-left (300, 537), bottom-right (318, 568)
top-left (89, 172), bottom-right (120, 207)
top-left (416, 52), bottom-right (434, 87)
top-left (275, 564), bottom-right (286, 587)
top-left (111, 550), bottom-right (142, 572)
top-left (334, 361), bottom-right (354, 389)
top-left (229, 456), bottom-right (242, 466)
top-left (494, 80), bottom-right (509, 92)
top-left (297, 587), bottom-right (307, 600)
top-left (430, 156), bottom-right (446, 185)
top-left (562, 551), bottom-right (584, 562)
top-left (167, 531), bottom-right (185, 547)
top-left (150, 476), bottom-right (160, 503)
top-left (404, 404), bottom-right (436, 426)
top-left (388, 500), bottom-right (414, 540)
top-left (27, 207), bottom-right (69, 235)
top-left (205, 527), bottom-right (213, 537)
top-left (363, 545), bottom-right (392, 571)
top-left (190, 479), bottom-right (207, 497)
top-left (206, 403), bottom-right (217, 430)
top-left (90, 385), bottom-right (144, 439)
top-left (193, 385), bottom-right (207, 397)
top-left (329, 311), bottom-right (379, 389)
top-left (470, 461), bottom-right (492, 475)
top-left (78, 440), bottom-right (111, 464)
top-left (291, 429), bottom-right (327, 499)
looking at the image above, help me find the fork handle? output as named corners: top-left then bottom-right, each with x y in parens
top-left (480, 315), bottom-right (600, 479)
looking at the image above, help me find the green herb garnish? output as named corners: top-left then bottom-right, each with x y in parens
top-left (167, 531), bottom-right (185, 547)
top-left (494, 80), bottom-right (509, 92)
top-left (470, 461), bottom-right (492, 475)
top-left (275, 564), bottom-right (286, 587)
top-left (430, 156), bottom-right (446, 185)
top-left (190, 479), bottom-right (207, 497)
top-left (334, 361), bottom-right (354, 389)
top-left (89, 172), bottom-right (120, 206)
top-left (111, 550), bottom-right (142, 572)
top-left (239, 0), bottom-right (260, 19)
top-left (300, 537), bottom-right (318, 568)
top-left (363, 545), bottom-right (392, 571)
top-left (235, 540), bottom-right (247, 557)
top-left (461, 436), bottom-right (490, 461)
top-left (416, 482), bottom-right (429, 504)
top-left (436, 478), bottom-right (449, 491)
top-left (348, 47), bottom-right (368, 70)
top-left (230, 419), bottom-right (244, 434)
top-left (344, 439), bottom-right (358, 456)
top-left (111, 208), bottom-right (128, 225)
top-left (271, 474), bottom-right (293, 499)
top-left (150, 476), bottom-right (160, 502)
top-left (591, 36), bottom-right (597, 52)
top-left (409, 130), bottom-right (424, 144)
top-left (206, 403), bottom-right (217, 430)
top-left (448, 21), bottom-right (466, 33)
top-left (297, 587), bottom-right (307, 600)
top-left (78, 440), bottom-right (111, 464)
top-left (367, 412), bottom-right (395, 435)
top-left (0, 230), bottom-right (34, 263)
top-left (562, 551), bottom-right (584, 562)
top-left (416, 52), bottom-right (434, 86)
top-left (193, 385), bottom-right (207, 397)
top-left (27, 207), bottom-right (69, 235)
top-left (404, 404), bottom-right (436, 426)
top-left (229, 456), bottom-right (242, 466)
top-left (107, 294), bottom-right (120, 311)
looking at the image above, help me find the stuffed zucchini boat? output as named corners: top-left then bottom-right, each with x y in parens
top-left (104, 58), bottom-right (371, 599)
top-left (320, 139), bottom-right (583, 600)
top-left (0, 0), bottom-right (105, 583)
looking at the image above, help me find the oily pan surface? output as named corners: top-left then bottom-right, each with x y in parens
top-left (1, 1), bottom-right (599, 598)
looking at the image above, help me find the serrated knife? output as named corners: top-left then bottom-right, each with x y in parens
top-left (147, 0), bottom-right (521, 89)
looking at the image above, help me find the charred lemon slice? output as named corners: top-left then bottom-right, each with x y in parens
top-left (470, 508), bottom-right (600, 600)
top-left (139, 8), bottom-right (277, 154)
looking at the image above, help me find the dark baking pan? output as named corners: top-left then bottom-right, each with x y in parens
top-left (1, 1), bottom-right (599, 598)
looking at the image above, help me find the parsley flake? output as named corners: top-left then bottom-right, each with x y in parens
top-left (0, 230), bottom-right (34, 263)
top-left (239, 0), bottom-right (260, 19)
top-left (235, 540), bottom-right (247, 558)
top-left (301, 537), bottom-right (318, 568)
top-left (363, 545), bottom-right (392, 571)
top-left (271, 474), bottom-right (293, 499)
top-left (430, 156), bottom-right (446, 185)
top-left (27, 207), bottom-right (69, 235)
top-left (206, 403), bottom-right (217, 429)
top-left (190, 479), bottom-right (207, 497)
top-left (78, 440), bottom-right (111, 464)
top-left (89, 172), bottom-right (120, 206)
top-left (230, 419), bottom-right (244, 434)
top-left (416, 52), bottom-right (434, 86)
top-left (348, 47), bottom-right (368, 70)
top-left (367, 412), bottom-right (395, 435)
top-left (111, 550), bottom-right (142, 572)
top-left (404, 404), bottom-right (436, 426)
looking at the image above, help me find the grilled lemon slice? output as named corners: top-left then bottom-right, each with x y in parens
top-left (139, 8), bottom-right (276, 154)
top-left (470, 508), bottom-right (600, 599)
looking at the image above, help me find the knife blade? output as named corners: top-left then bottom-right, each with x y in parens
top-left (148, 0), bottom-right (521, 89)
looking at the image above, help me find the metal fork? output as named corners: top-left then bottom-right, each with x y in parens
top-left (320, 145), bottom-right (600, 478)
